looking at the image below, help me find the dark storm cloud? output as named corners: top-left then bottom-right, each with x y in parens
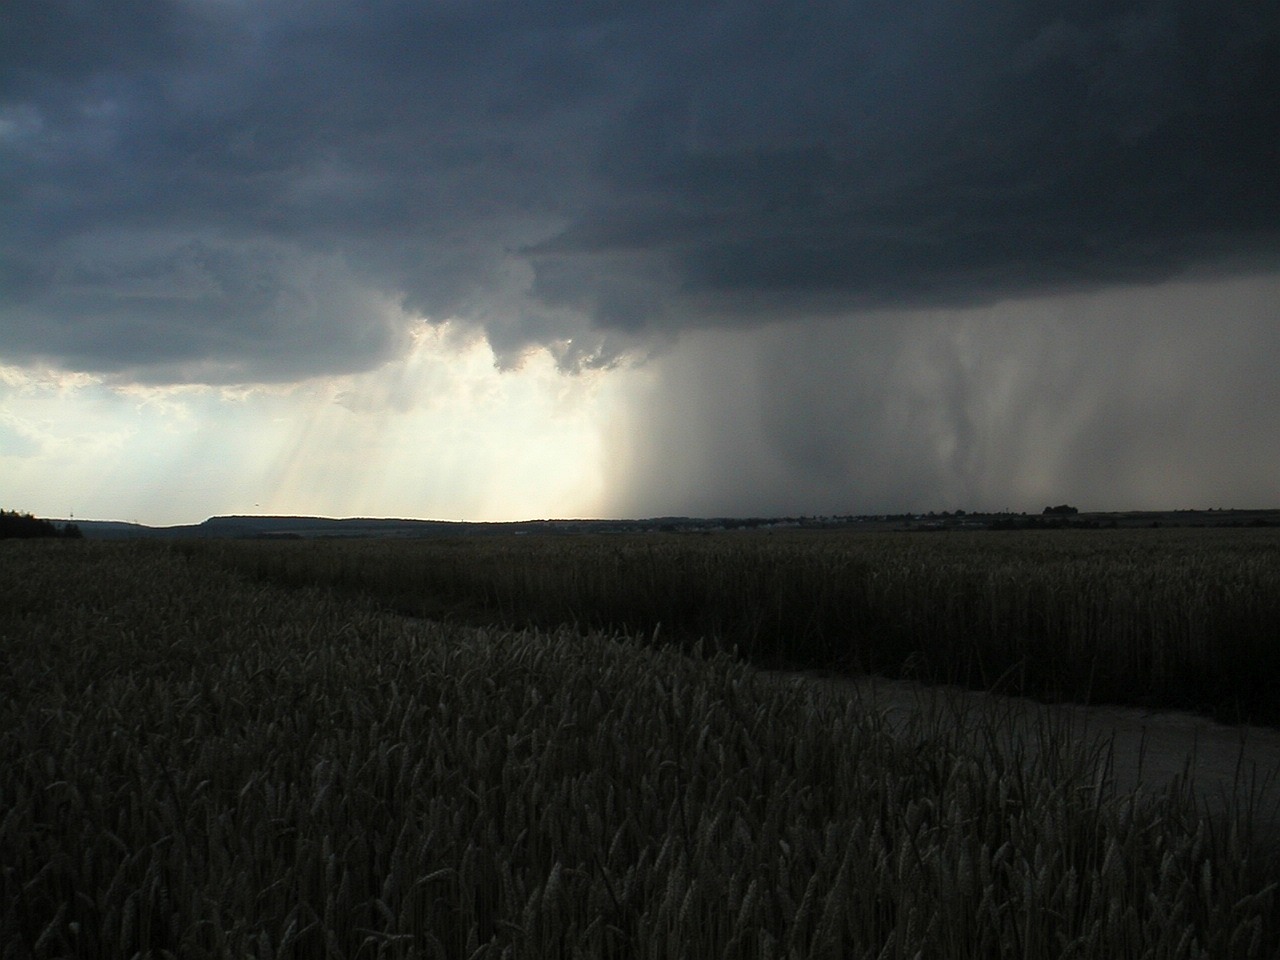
top-left (602, 274), bottom-right (1280, 517)
top-left (1, 0), bottom-right (1276, 380)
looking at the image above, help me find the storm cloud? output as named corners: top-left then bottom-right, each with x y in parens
top-left (3, 0), bottom-right (1277, 381)
top-left (602, 272), bottom-right (1280, 516)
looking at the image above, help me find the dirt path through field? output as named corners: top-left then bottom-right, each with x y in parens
top-left (760, 668), bottom-right (1280, 852)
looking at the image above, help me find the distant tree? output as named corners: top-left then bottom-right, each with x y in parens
top-left (1043, 504), bottom-right (1079, 516)
top-left (0, 509), bottom-right (81, 539)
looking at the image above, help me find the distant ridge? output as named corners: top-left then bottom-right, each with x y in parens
top-left (62, 515), bottom-right (534, 540)
top-left (61, 514), bottom-right (702, 539)
top-left (50, 509), bottom-right (1280, 540)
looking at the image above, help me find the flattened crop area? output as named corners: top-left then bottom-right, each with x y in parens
top-left (766, 668), bottom-right (1280, 856)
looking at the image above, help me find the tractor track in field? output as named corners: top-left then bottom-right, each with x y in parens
top-left (759, 667), bottom-right (1280, 857)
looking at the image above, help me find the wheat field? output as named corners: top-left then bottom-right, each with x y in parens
top-left (201, 528), bottom-right (1280, 723)
top-left (3, 538), bottom-right (1277, 958)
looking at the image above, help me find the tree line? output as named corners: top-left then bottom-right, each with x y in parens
top-left (0, 510), bottom-right (83, 539)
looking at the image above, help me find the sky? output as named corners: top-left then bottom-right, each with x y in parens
top-left (2, 0), bottom-right (1277, 525)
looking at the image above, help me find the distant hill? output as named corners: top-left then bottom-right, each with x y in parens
top-left (63, 515), bottom-right (707, 539)
top-left (50, 509), bottom-right (1280, 540)
top-left (60, 516), bottom-right (494, 540)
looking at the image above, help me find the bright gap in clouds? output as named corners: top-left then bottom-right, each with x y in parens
top-left (1, 325), bottom-right (631, 526)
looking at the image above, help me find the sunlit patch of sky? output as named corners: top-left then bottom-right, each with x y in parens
top-left (1, 326), bottom-right (639, 525)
